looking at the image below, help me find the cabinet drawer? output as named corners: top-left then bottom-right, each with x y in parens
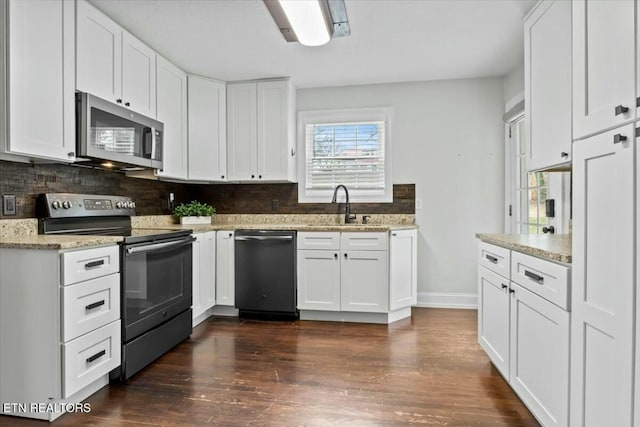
top-left (62, 274), bottom-right (121, 342)
top-left (341, 232), bottom-right (388, 251)
top-left (62, 245), bottom-right (120, 286)
top-left (62, 320), bottom-right (121, 399)
top-left (511, 251), bottom-right (570, 310)
top-left (297, 232), bottom-right (340, 250)
top-left (478, 242), bottom-right (511, 278)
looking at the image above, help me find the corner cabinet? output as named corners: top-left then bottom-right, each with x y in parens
top-left (297, 230), bottom-right (417, 324)
top-left (524, 0), bottom-right (572, 170)
top-left (1, 0), bottom-right (76, 162)
top-left (156, 55), bottom-right (188, 180)
top-left (188, 75), bottom-right (227, 181)
top-left (76, 0), bottom-right (156, 118)
top-left (216, 231), bottom-right (235, 306)
top-left (192, 232), bottom-right (216, 326)
top-left (0, 245), bottom-right (121, 421)
top-left (477, 241), bottom-right (570, 427)
top-left (227, 79), bottom-right (297, 182)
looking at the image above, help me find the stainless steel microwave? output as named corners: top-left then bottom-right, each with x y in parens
top-left (76, 92), bottom-right (163, 170)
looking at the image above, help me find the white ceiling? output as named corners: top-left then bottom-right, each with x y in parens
top-left (90, 0), bottom-right (536, 89)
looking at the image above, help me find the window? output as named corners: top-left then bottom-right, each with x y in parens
top-left (298, 109), bottom-right (392, 203)
top-left (509, 116), bottom-right (549, 234)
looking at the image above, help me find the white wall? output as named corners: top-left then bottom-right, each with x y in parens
top-left (297, 78), bottom-right (505, 301)
top-left (503, 62), bottom-right (524, 112)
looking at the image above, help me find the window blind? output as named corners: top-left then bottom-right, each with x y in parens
top-left (305, 121), bottom-right (386, 190)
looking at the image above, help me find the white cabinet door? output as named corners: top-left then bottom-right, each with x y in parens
top-left (340, 250), bottom-right (388, 313)
top-left (76, 0), bottom-right (122, 104)
top-left (572, 0), bottom-right (635, 140)
top-left (477, 265), bottom-right (510, 379)
top-left (297, 250), bottom-right (341, 311)
top-left (389, 230), bottom-right (417, 310)
top-left (227, 83), bottom-right (258, 181)
top-left (121, 31), bottom-right (156, 118)
top-left (202, 231), bottom-right (216, 311)
top-left (7, 0), bottom-right (75, 162)
top-left (188, 75), bottom-right (227, 181)
top-left (191, 233), bottom-right (202, 319)
top-left (156, 56), bottom-right (187, 180)
top-left (525, 0), bottom-right (572, 170)
top-left (509, 283), bottom-right (569, 427)
top-left (216, 231), bottom-right (235, 306)
top-left (571, 125), bottom-right (635, 426)
top-left (257, 80), bottom-right (289, 181)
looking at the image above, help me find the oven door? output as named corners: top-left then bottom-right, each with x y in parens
top-left (122, 235), bottom-right (194, 341)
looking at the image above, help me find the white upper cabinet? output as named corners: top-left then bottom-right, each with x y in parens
top-left (3, 0), bottom-right (75, 162)
top-left (156, 56), bottom-right (187, 180)
top-left (524, 0), bottom-right (572, 170)
top-left (76, 0), bottom-right (156, 118)
top-left (227, 79), bottom-right (296, 182)
top-left (572, 0), bottom-right (635, 140)
top-left (188, 75), bottom-right (227, 181)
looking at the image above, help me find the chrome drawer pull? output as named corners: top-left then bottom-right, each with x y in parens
top-left (86, 349), bottom-right (106, 364)
top-left (524, 270), bottom-right (544, 284)
top-left (84, 259), bottom-right (105, 269)
top-left (485, 254), bottom-right (498, 264)
top-left (85, 300), bottom-right (105, 311)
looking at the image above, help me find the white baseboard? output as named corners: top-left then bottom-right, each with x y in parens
top-left (416, 292), bottom-right (477, 309)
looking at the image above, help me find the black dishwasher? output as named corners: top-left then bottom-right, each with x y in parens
top-left (234, 230), bottom-right (297, 318)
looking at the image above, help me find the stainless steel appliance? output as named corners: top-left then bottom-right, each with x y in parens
top-left (234, 230), bottom-right (297, 318)
top-left (38, 193), bottom-right (193, 380)
top-left (76, 92), bottom-right (163, 170)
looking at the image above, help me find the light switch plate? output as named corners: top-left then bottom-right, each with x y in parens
top-left (2, 195), bottom-right (16, 216)
top-left (415, 199), bottom-right (423, 210)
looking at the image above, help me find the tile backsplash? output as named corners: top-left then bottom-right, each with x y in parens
top-left (0, 160), bottom-right (415, 219)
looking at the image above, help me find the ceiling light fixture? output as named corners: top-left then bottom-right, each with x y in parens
top-left (264, 0), bottom-right (350, 47)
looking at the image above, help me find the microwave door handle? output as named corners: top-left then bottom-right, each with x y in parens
top-left (151, 128), bottom-right (157, 160)
top-left (126, 236), bottom-right (195, 255)
top-left (142, 128), bottom-right (152, 159)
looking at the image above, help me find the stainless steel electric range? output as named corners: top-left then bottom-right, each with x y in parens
top-left (38, 193), bottom-right (194, 380)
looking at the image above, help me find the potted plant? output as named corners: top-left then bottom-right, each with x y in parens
top-left (174, 201), bottom-right (216, 225)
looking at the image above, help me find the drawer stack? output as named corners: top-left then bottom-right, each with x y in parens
top-left (60, 246), bottom-right (121, 398)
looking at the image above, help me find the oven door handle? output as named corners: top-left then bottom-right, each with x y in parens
top-left (126, 236), bottom-right (196, 255)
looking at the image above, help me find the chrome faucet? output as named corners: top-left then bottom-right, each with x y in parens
top-left (332, 185), bottom-right (356, 224)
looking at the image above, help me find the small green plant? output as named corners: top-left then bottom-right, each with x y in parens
top-left (173, 201), bottom-right (216, 218)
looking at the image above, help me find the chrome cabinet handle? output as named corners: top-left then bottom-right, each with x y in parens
top-left (485, 254), bottom-right (498, 264)
top-left (615, 105), bottom-right (629, 115)
top-left (524, 270), bottom-right (544, 284)
top-left (614, 134), bottom-right (628, 144)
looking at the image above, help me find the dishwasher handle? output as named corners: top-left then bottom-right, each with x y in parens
top-left (235, 235), bottom-right (293, 241)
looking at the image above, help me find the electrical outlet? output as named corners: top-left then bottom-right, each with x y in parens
top-left (271, 199), bottom-right (279, 212)
top-left (2, 195), bottom-right (16, 216)
top-left (415, 199), bottom-right (423, 210)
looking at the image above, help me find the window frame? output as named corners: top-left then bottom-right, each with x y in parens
top-left (297, 108), bottom-right (393, 203)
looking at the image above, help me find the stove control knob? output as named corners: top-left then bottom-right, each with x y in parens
top-left (131, 202), bottom-right (136, 209)
top-left (124, 201), bottom-right (131, 209)
top-left (116, 201), bottom-right (123, 209)
top-left (51, 200), bottom-right (61, 210)
top-left (62, 201), bottom-right (72, 209)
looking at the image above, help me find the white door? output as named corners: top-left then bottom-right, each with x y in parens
top-left (477, 265), bottom-right (510, 379)
top-left (389, 230), bottom-right (418, 310)
top-left (156, 56), bottom-right (187, 180)
top-left (191, 234), bottom-right (202, 319)
top-left (227, 83), bottom-right (257, 181)
top-left (257, 80), bottom-right (288, 180)
top-left (121, 31), bottom-right (156, 117)
top-left (525, 0), bottom-right (572, 170)
top-left (297, 250), bottom-right (341, 311)
top-left (188, 75), bottom-right (227, 181)
top-left (8, 0), bottom-right (75, 162)
top-left (509, 283), bottom-right (569, 427)
top-left (340, 250), bottom-right (388, 313)
top-left (571, 124), bottom-right (635, 426)
top-left (572, 0), bottom-right (635, 140)
top-left (202, 231), bottom-right (216, 311)
top-left (216, 231), bottom-right (235, 306)
top-left (76, 0), bottom-right (122, 104)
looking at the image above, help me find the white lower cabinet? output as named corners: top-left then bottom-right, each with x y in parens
top-left (216, 231), bottom-right (235, 306)
top-left (297, 230), bottom-right (416, 323)
top-left (0, 245), bottom-right (121, 421)
top-left (477, 241), bottom-right (570, 427)
top-left (192, 231), bottom-right (216, 326)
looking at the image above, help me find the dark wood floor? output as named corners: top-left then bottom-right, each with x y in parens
top-left (1, 308), bottom-right (538, 426)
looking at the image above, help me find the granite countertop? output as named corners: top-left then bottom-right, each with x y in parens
top-left (0, 235), bottom-right (123, 250)
top-left (154, 223), bottom-right (419, 233)
top-left (476, 233), bottom-right (572, 264)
